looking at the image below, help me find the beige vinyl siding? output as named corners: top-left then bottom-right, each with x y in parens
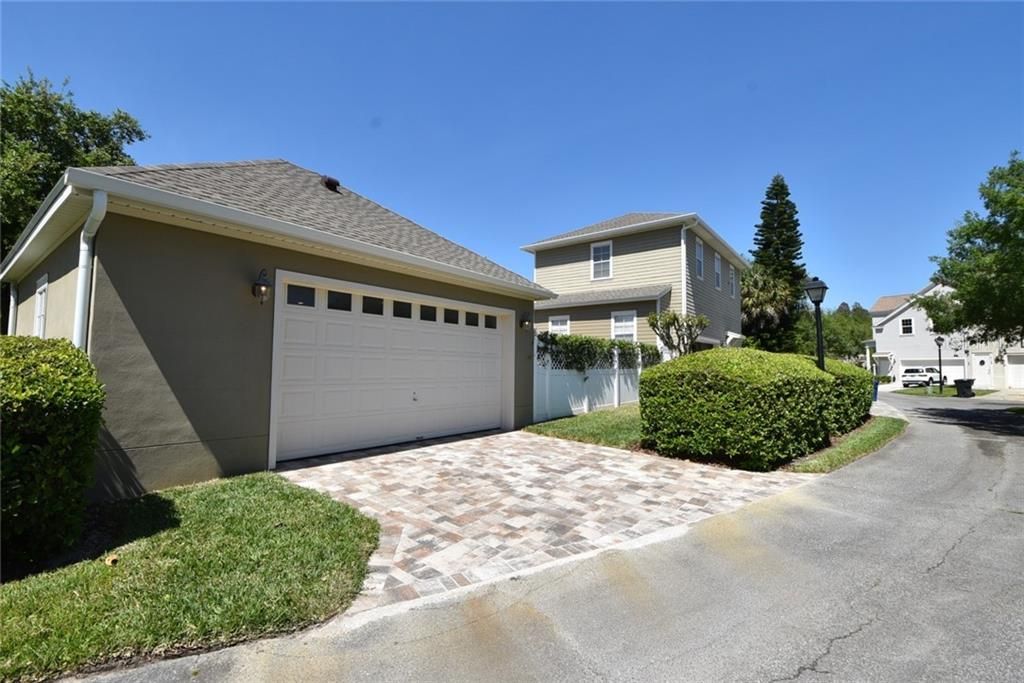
top-left (534, 227), bottom-right (683, 313)
top-left (14, 228), bottom-right (81, 341)
top-left (536, 301), bottom-right (658, 345)
top-left (685, 229), bottom-right (742, 342)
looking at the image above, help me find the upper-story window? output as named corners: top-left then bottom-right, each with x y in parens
top-left (549, 315), bottom-right (570, 335)
top-left (729, 265), bottom-right (736, 298)
top-left (695, 238), bottom-right (704, 280)
top-left (900, 318), bottom-right (914, 335)
top-left (714, 253), bottom-right (722, 290)
top-left (611, 311), bottom-right (637, 341)
top-left (591, 241), bottom-right (612, 280)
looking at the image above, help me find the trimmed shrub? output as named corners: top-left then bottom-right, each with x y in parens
top-left (639, 347), bottom-right (833, 470)
top-left (1, 336), bottom-right (105, 564)
top-left (536, 331), bottom-right (662, 371)
top-left (820, 357), bottom-right (873, 435)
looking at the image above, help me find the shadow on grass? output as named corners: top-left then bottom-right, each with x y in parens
top-left (910, 405), bottom-right (1024, 439)
top-left (2, 494), bottom-right (180, 582)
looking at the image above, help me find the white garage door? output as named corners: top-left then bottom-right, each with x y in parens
top-left (1007, 355), bottom-right (1024, 389)
top-left (270, 273), bottom-right (509, 463)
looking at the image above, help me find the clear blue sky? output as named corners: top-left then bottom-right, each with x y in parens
top-left (3, 1), bottom-right (1022, 308)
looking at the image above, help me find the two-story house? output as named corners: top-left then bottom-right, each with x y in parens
top-left (522, 213), bottom-right (747, 350)
top-left (867, 282), bottom-right (1024, 390)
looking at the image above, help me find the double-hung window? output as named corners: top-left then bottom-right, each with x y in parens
top-left (549, 315), bottom-right (570, 335)
top-left (33, 275), bottom-right (48, 337)
top-left (900, 318), bottom-right (914, 335)
top-left (714, 253), bottom-right (722, 289)
top-left (591, 241), bottom-right (612, 280)
top-left (729, 265), bottom-right (736, 298)
top-left (611, 311), bottom-right (637, 341)
top-left (695, 238), bottom-right (705, 280)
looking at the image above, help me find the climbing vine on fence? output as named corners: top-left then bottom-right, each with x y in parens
top-left (536, 331), bottom-right (661, 372)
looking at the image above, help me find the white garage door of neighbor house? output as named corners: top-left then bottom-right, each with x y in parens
top-left (271, 273), bottom-right (510, 463)
top-left (1007, 355), bottom-right (1024, 389)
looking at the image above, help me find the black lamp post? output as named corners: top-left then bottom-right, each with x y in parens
top-left (935, 335), bottom-right (945, 395)
top-left (803, 277), bottom-right (828, 371)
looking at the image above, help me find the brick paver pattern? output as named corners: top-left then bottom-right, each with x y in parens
top-left (280, 431), bottom-right (813, 612)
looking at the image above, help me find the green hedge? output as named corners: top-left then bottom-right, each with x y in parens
top-left (1, 337), bottom-right (106, 564)
top-left (536, 331), bottom-right (661, 371)
top-left (813, 357), bottom-right (873, 435)
top-left (639, 348), bottom-right (833, 470)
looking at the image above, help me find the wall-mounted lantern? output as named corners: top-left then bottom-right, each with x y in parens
top-left (520, 312), bottom-right (533, 330)
top-left (252, 269), bottom-right (271, 304)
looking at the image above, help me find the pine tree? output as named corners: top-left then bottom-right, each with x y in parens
top-left (742, 174), bottom-right (808, 351)
top-left (751, 174), bottom-right (807, 291)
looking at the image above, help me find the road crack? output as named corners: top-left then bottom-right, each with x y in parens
top-left (768, 616), bottom-right (877, 681)
top-left (925, 524), bottom-right (977, 574)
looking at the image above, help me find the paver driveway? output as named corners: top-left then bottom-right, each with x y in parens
top-left (280, 431), bottom-right (812, 613)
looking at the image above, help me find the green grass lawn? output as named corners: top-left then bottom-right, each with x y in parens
top-left (524, 405), bottom-right (907, 475)
top-left (786, 416), bottom-right (909, 474)
top-left (0, 473), bottom-right (379, 682)
top-left (525, 403), bottom-right (643, 450)
top-left (894, 386), bottom-right (996, 397)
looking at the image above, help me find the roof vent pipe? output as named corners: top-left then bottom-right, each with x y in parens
top-left (320, 175), bottom-right (340, 192)
top-left (72, 190), bottom-right (108, 350)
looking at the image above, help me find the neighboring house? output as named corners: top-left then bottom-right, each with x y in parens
top-left (522, 212), bottom-right (747, 350)
top-left (1, 160), bottom-right (553, 497)
top-left (866, 282), bottom-right (1024, 390)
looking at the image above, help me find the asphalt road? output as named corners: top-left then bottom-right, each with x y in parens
top-left (91, 395), bottom-right (1024, 683)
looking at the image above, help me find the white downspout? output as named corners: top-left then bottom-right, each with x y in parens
top-left (6, 283), bottom-right (17, 335)
top-left (72, 190), bottom-right (108, 350)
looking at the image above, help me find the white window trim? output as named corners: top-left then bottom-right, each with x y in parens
top-left (610, 309), bottom-right (637, 342)
top-left (729, 264), bottom-right (736, 298)
top-left (590, 240), bottom-right (613, 281)
top-left (33, 274), bottom-right (48, 337)
top-left (548, 315), bottom-right (570, 335)
top-left (900, 318), bottom-right (915, 336)
top-left (714, 252), bottom-right (722, 290)
top-left (695, 237), bottom-right (705, 280)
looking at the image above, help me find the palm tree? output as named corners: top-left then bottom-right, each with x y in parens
top-left (741, 263), bottom-right (802, 351)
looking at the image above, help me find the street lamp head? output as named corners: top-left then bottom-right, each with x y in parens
top-left (935, 335), bottom-right (945, 348)
top-left (803, 277), bottom-right (828, 305)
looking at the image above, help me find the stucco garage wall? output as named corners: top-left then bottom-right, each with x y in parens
top-left (89, 213), bottom-right (536, 499)
top-left (13, 228), bottom-right (81, 340)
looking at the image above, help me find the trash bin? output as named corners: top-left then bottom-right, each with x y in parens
top-left (953, 378), bottom-right (975, 398)
top-left (872, 380), bottom-right (880, 402)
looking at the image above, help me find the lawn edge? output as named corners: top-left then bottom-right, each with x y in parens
top-left (787, 416), bottom-right (909, 474)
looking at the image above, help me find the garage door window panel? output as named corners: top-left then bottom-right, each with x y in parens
top-left (362, 296), bottom-right (385, 315)
top-left (466, 312), bottom-right (479, 327)
top-left (327, 291), bottom-right (352, 311)
top-left (393, 300), bottom-right (413, 318)
top-left (444, 308), bottom-right (460, 324)
top-left (287, 284), bottom-right (316, 307)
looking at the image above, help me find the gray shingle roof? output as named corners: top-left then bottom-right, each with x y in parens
top-left (526, 212), bottom-right (683, 248)
top-left (869, 294), bottom-right (912, 314)
top-left (535, 284), bottom-right (672, 310)
top-left (83, 160), bottom-right (544, 293)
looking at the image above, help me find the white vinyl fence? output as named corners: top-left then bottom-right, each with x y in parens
top-left (533, 346), bottom-right (643, 422)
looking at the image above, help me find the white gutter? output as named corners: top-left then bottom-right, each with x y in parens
top-left (6, 284), bottom-right (17, 335)
top-left (71, 191), bottom-right (108, 350)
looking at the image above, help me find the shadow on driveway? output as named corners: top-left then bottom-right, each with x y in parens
top-left (910, 405), bottom-right (1024, 439)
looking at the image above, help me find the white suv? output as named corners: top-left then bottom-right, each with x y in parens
top-left (900, 366), bottom-right (942, 387)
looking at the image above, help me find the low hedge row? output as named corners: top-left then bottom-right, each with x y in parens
top-left (639, 348), bottom-right (833, 470)
top-left (536, 331), bottom-right (661, 371)
top-left (814, 356), bottom-right (873, 435)
top-left (1, 337), bottom-right (106, 565)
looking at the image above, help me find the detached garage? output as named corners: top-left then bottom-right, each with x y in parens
top-left (1, 160), bottom-right (551, 497)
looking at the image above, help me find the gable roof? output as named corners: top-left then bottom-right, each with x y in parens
top-left (869, 294), bottom-right (912, 315)
top-left (1, 160), bottom-right (552, 300)
top-left (520, 211), bottom-right (750, 268)
top-left (874, 282), bottom-right (944, 327)
top-left (526, 212), bottom-right (682, 247)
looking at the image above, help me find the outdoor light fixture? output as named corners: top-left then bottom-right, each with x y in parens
top-left (935, 335), bottom-right (945, 394)
top-left (251, 269), bottom-right (271, 304)
top-left (803, 276), bottom-right (829, 371)
top-left (520, 313), bottom-right (533, 329)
